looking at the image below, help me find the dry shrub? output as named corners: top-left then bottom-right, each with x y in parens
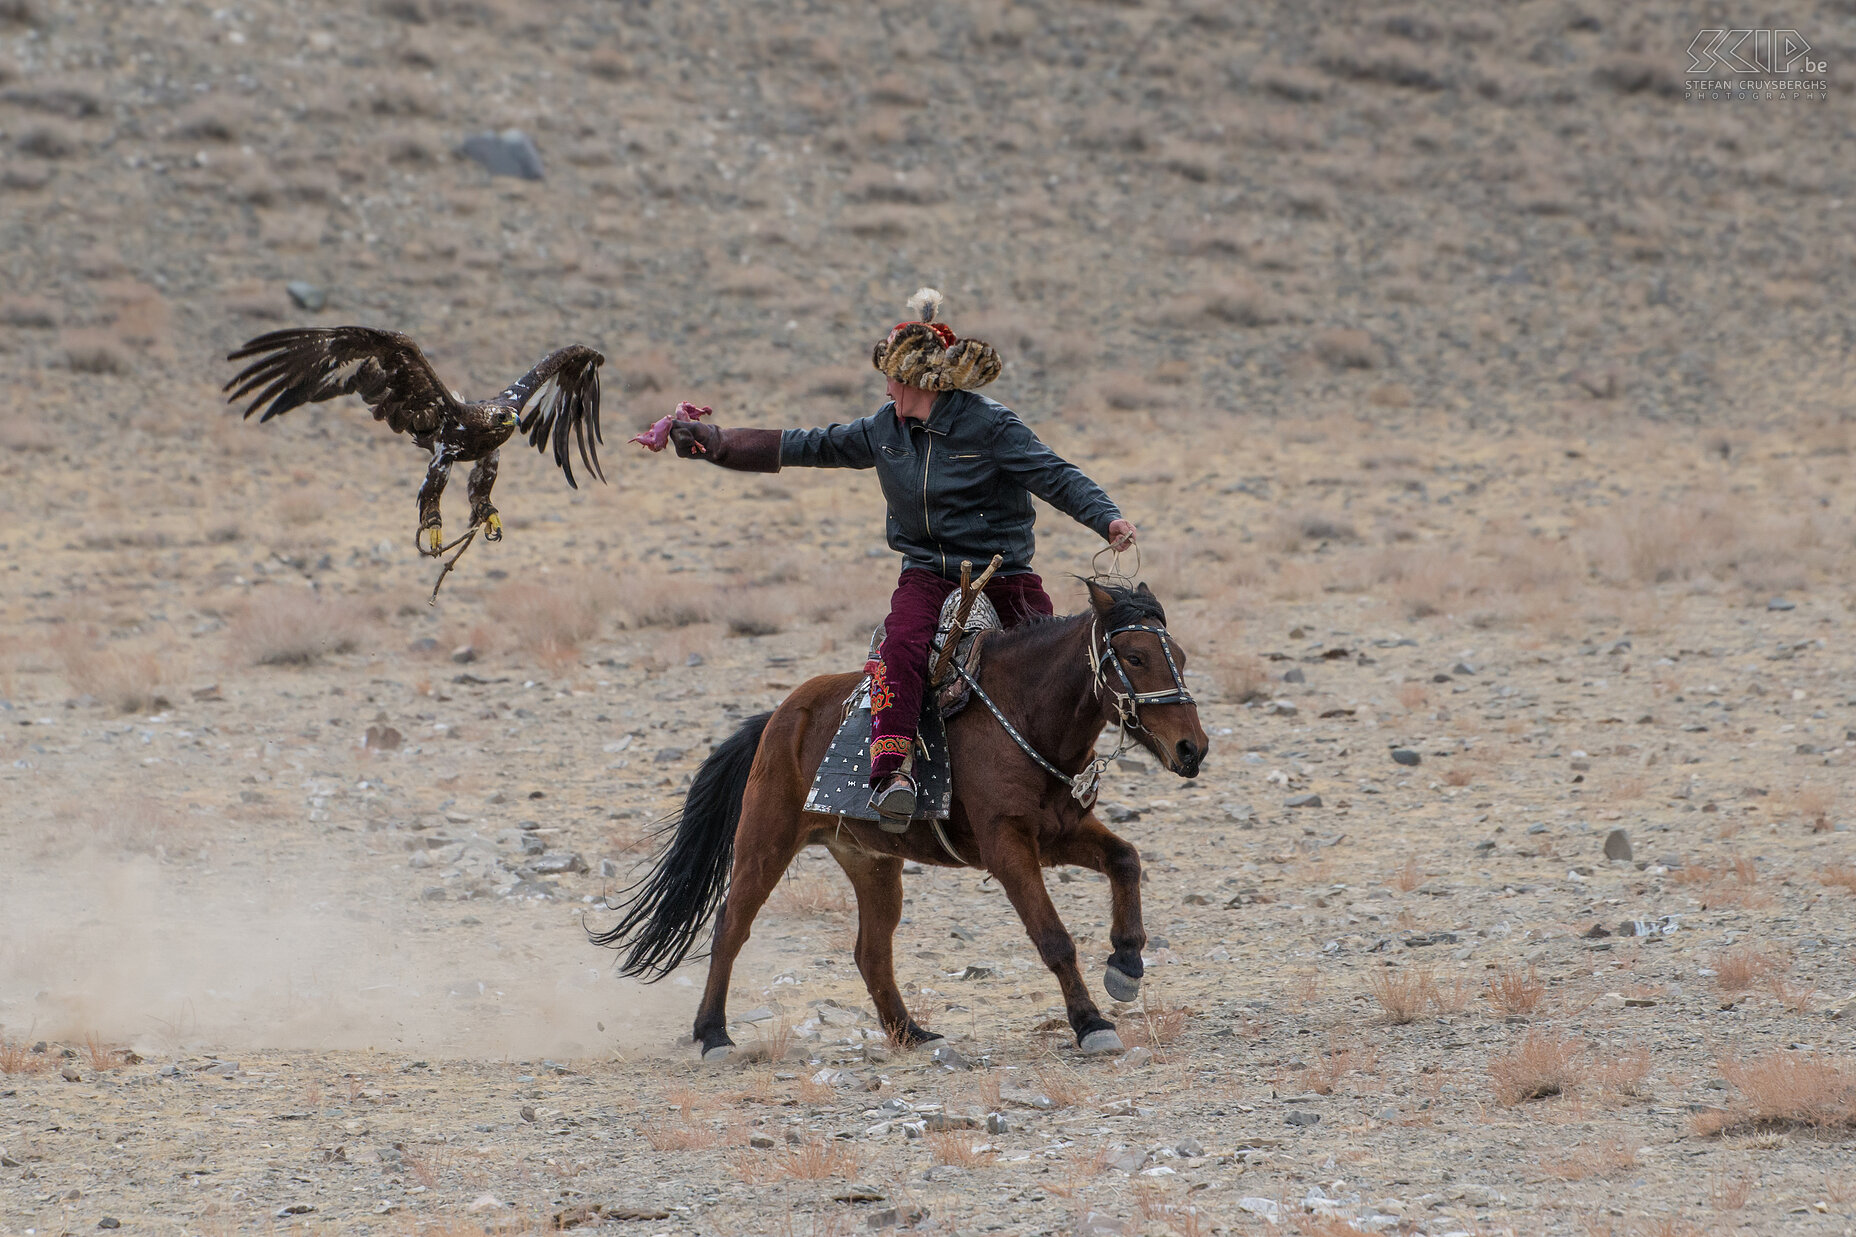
top-left (715, 585), bottom-right (797, 638)
top-left (61, 329), bottom-right (130, 374)
top-left (1817, 863), bottom-right (1856, 895)
top-left (1307, 1038), bottom-right (1377, 1095)
top-left (1266, 507), bottom-right (1358, 552)
top-left (1539, 1138), bottom-right (1638, 1181)
top-left (1311, 328), bottom-right (1382, 369)
top-left (276, 487), bottom-right (331, 527)
top-left (769, 872), bottom-right (851, 916)
top-left (1031, 1060), bottom-right (1094, 1109)
top-left (1693, 855), bottom-right (1770, 909)
top-left (1709, 1171), bottom-right (1754, 1210)
top-left (0, 1038), bottom-right (52, 1075)
top-left (1489, 1031), bottom-right (1582, 1106)
top-left (52, 630), bottom-right (165, 713)
top-left (619, 568), bottom-right (715, 629)
top-left (642, 1122), bottom-right (718, 1151)
top-left (1766, 975), bottom-right (1818, 1014)
top-left (1429, 971), bottom-right (1473, 1014)
top-left (1367, 966), bottom-right (1433, 1024)
top-left (1694, 1053), bottom-right (1856, 1136)
top-left (1785, 783), bottom-right (1835, 831)
top-left (1712, 946), bottom-right (1786, 994)
top-left (487, 578), bottom-right (612, 669)
top-left (1130, 992), bottom-right (1192, 1049)
top-left (1176, 278), bottom-right (1279, 328)
top-left (1488, 966), bottom-right (1544, 1015)
top-left (83, 1032), bottom-right (120, 1072)
top-left (1396, 682), bottom-right (1430, 712)
top-left (1394, 856), bottom-right (1422, 892)
top-left (729, 1138), bottom-right (862, 1182)
top-left (1441, 765), bottom-right (1474, 787)
top-left (750, 1016), bottom-right (795, 1064)
top-left (1596, 1049), bottom-right (1652, 1098)
top-left (230, 589), bottom-right (368, 665)
top-left (1579, 497), bottom-right (1844, 589)
top-left (926, 1130), bottom-right (994, 1168)
top-left (1045, 1145), bottom-right (1111, 1198)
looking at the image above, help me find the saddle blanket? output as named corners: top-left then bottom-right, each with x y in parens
top-left (802, 679), bottom-right (953, 823)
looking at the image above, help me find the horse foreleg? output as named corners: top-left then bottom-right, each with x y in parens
top-left (982, 821), bottom-right (1123, 1055)
top-left (692, 787), bottom-right (805, 1062)
top-left (1045, 815), bottom-right (1147, 1003)
top-left (826, 841), bottom-right (941, 1048)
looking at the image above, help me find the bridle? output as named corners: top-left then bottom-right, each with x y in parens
top-left (948, 614), bottom-right (1194, 810)
top-left (1089, 618), bottom-right (1194, 733)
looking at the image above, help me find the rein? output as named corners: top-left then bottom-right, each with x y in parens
top-left (948, 614), bottom-right (1193, 810)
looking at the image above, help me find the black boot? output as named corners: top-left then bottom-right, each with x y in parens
top-left (869, 771), bottom-right (918, 832)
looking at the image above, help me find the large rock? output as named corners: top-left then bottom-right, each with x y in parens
top-left (460, 129), bottom-right (544, 180)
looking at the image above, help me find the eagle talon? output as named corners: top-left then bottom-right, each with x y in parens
top-left (424, 526), bottom-right (444, 555)
top-left (483, 513), bottom-right (502, 542)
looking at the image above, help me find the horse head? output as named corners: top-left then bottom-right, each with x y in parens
top-left (1084, 580), bottom-right (1210, 778)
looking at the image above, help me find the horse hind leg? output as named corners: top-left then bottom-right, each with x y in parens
top-left (826, 841), bottom-right (941, 1048)
top-left (691, 789), bottom-right (807, 1063)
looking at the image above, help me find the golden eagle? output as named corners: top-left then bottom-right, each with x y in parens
top-left (224, 327), bottom-right (604, 559)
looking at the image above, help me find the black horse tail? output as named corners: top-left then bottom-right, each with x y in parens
top-left (587, 711), bottom-right (772, 980)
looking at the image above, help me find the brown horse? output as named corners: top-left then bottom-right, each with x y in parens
top-left (590, 580), bottom-right (1209, 1059)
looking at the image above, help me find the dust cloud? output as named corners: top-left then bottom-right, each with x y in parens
top-left (0, 851), bottom-right (689, 1060)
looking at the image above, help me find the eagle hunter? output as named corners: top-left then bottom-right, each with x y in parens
top-left (224, 326), bottom-right (605, 555)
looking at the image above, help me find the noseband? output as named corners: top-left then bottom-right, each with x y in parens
top-left (1090, 620), bottom-right (1194, 733)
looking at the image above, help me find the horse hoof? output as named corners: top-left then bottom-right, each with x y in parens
top-left (701, 1043), bottom-right (735, 1064)
top-left (1103, 964), bottom-right (1142, 1003)
top-left (1079, 1028), bottom-right (1125, 1056)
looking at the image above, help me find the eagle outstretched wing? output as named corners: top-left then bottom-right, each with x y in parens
top-left (223, 326), bottom-right (462, 436)
top-left (498, 345), bottom-right (605, 489)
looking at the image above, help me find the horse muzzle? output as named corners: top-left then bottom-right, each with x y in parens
top-left (1169, 737), bottom-right (1206, 779)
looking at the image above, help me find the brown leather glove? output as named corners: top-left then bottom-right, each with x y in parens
top-left (673, 422), bottom-right (782, 473)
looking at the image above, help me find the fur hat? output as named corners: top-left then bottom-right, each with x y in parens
top-left (871, 288), bottom-right (1002, 391)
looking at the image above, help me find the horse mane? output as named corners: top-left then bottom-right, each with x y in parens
top-left (1092, 579), bottom-right (1167, 629)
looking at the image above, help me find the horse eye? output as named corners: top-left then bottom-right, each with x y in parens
top-left (1125, 653), bottom-right (1145, 667)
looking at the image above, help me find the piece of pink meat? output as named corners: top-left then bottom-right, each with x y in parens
top-left (629, 402), bottom-right (712, 452)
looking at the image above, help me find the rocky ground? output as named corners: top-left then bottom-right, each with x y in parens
top-left (4, 0), bottom-right (1856, 1235)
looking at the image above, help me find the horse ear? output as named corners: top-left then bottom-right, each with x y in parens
top-left (1134, 582), bottom-right (1155, 599)
top-left (1086, 579), bottom-right (1116, 614)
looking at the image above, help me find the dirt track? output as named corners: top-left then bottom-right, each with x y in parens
top-left (3, 1), bottom-right (1856, 1234)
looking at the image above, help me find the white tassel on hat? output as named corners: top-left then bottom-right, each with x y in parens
top-left (906, 287), bottom-right (945, 323)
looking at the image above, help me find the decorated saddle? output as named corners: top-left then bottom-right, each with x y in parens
top-left (801, 589), bottom-right (999, 823)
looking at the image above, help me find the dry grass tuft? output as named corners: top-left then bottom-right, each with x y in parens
top-left (1366, 966), bottom-right (1433, 1024)
top-left (619, 568), bottom-right (715, 629)
top-left (1031, 1060), bottom-right (1094, 1109)
top-left (642, 1122), bottom-right (719, 1151)
top-left (52, 630), bottom-right (166, 713)
top-left (82, 1032), bottom-right (119, 1072)
top-left (1596, 1049), bottom-right (1653, 1098)
top-left (1393, 855), bottom-right (1422, 892)
top-left (925, 1129), bottom-right (995, 1168)
top-left (1539, 1138), bottom-right (1638, 1181)
top-left (0, 1038), bottom-right (53, 1075)
top-left (1487, 965), bottom-right (1545, 1015)
top-left (1709, 1171), bottom-right (1754, 1210)
top-left (1711, 946), bottom-right (1787, 994)
top-left (1307, 1038), bottom-right (1377, 1095)
top-left (729, 1137), bottom-right (863, 1182)
top-left (1817, 863), bottom-right (1856, 895)
top-left (229, 589), bottom-right (368, 666)
top-left (1129, 991), bottom-right (1193, 1050)
top-left (1489, 1031), bottom-right (1582, 1106)
top-left (1694, 1053), bottom-right (1856, 1136)
top-left (487, 578), bottom-right (612, 670)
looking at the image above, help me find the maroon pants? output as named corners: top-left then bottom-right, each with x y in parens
top-left (869, 567), bottom-right (1055, 782)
